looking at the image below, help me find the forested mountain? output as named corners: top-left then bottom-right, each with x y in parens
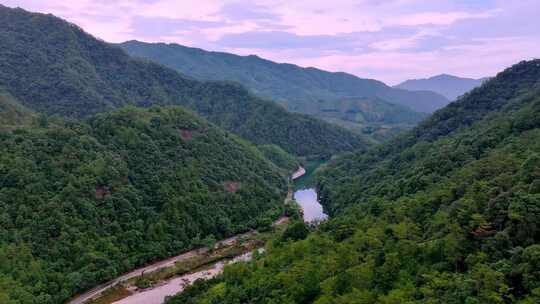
top-left (0, 5), bottom-right (367, 158)
top-left (395, 74), bottom-right (488, 100)
top-left (168, 60), bottom-right (540, 303)
top-left (258, 144), bottom-right (301, 173)
top-left (119, 41), bottom-right (449, 133)
top-left (307, 97), bottom-right (427, 140)
top-left (0, 105), bottom-right (291, 303)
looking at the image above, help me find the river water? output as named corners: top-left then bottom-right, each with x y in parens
top-left (112, 251), bottom-right (257, 304)
top-left (293, 188), bottom-right (328, 222)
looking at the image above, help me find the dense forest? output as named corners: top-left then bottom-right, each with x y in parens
top-left (120, 41), bottom-right (447, 139)
top-left (0, 5), bottom-right (368, 158)
top-left (0, 105), bottom-right (291, 304)
top-left (257, 144), bottom-right (301, 173)
top-left (166, 60), bottom-right (540, 303)
top-left (1, 4), bottom-right (539, 304)
top-left (310, 97), bottom-right (426, 140)
top-left (120, 40), bottom-right (449, 113)
top-left (319, 59), bottom-right (540, 214)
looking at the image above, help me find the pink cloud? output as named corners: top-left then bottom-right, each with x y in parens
top-left (3, 0), bottom-right (539, 84)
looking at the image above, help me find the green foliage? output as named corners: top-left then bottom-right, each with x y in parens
top-left (284, 202), bottom-right (304, 221)
top-left (120, 40), bottom-right (449, 114)
top-left (318, 59), bottom-right (540, 214)
top-left (258, 144), bottom-right (300, 173)
top-left (0, 106), bottom-right (289, 303)
top-left (166, 60), bottom-right (540, 303)
top-left (281, 221), bottom-right (310, 241)
top-left (312, 97), bottom-right (427, 140)
top-left (294, 159), bottom-right (325, 190)
top-left (0, 90), bottom-right (33, 130)
top-left (0, 5), bottom-right (367, 158)
top-left (120, 41), bottom-right (448, 140)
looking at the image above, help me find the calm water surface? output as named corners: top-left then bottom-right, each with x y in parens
top-left (294, 188), bottom-right (328, 222)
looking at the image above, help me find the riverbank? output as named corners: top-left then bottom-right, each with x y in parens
top-left (293, 160), bottom-right (324, 190)
top-left (291, 166), bottom-right (306, 179)
top-left (69, 232), bottom-right (256, 304)
top-left (70, 168), bottom-right (306, 304)
top-left (82, 228), bottom-right (281, 304)
top-left (111, 236), bottom-right (268, 304)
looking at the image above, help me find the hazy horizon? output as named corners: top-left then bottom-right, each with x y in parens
top-left (3, 0), bottom-right (539, 85)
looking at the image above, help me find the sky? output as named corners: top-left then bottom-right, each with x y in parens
top-left (3, 0), bottom-right (540, 85)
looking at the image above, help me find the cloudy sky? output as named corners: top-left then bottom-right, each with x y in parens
top-left (3, 0), bottom-right (539, 84)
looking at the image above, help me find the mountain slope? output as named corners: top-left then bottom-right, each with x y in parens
top-left (0, 89), bottom-right (34, 130)
top-left (119, 41), bottom-right (449, 116)
top-left (167, 60), bottom-right (540, 304)
top-left (0, 105), bottom-right (289, 303)
top-left (258, 144), bottom-right (301, 173)
top-left (395, 74), bottom-right (488, 100)
top-left (0, 5), bottom-right (366, 157)
top-left (320, 60), bottom-right (540, 214)
top-left (309, 97), bottom-right (427, 140)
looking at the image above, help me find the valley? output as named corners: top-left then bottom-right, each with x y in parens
top-left (119, 41), bottom-right (447, 141)
top-left (0, 3), bottom-right (539, 304)
top-left (166, 59), bottom-right (540, 304)
top-left (72, 166), bottom-right (324, 304)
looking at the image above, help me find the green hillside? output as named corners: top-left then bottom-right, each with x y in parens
top-left (318, 60), bottom-right (540, 214)
top-left (258, 144), bottom-right (301, 173)
top-left (0, 90), bottom-right (33, 130)
top-left (0, 5), bottom-right (367, 158)
top-left (0, 106), bottom-right (290, 303)
top-left (309, 97), bottom-right (427, 140)
top-left (167, 60), bottom-right (540, 303)
top-left (119, 41), bottom-right (449, 137)
top-left (120, 40), bottom-right (449, 113)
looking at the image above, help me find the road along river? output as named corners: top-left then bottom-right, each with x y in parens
top-left (111, 249), bottom-right (263, 304)
top-left (67, 233), bottom-right (252, 304)
top-left (69, 166), bottom-right (321, 304)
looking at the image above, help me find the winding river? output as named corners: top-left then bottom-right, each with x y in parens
top-left (71, 166), bottom-right (326, 304)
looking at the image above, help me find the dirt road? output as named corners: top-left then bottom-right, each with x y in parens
top-left (66, 233), bottom-right (252, 304)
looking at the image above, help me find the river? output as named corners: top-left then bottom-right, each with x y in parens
top-left (112, 250), bottom-right (260, 304)
top-left (112, 186), bottom-right (328, 304)
top-left (293, 188), bottom-right (328, 222)
top-left (72, 167), bottom-right (324, 304)
top-left (292, 165), bottom-right (328, 222)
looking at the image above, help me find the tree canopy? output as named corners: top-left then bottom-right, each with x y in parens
top-left (166, 60), bottom-right (540, 304)
top-left (0, 5), bottom-right (368, 158)
top-left (0, 106), bottom-right (289, 303)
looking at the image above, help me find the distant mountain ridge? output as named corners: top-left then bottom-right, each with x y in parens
top-left (395, 73), bottom-right (489, 100)
top-left (0, 5), bottom-right (367, 157)
top-left (119, 41), bottom-right (450, 138)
